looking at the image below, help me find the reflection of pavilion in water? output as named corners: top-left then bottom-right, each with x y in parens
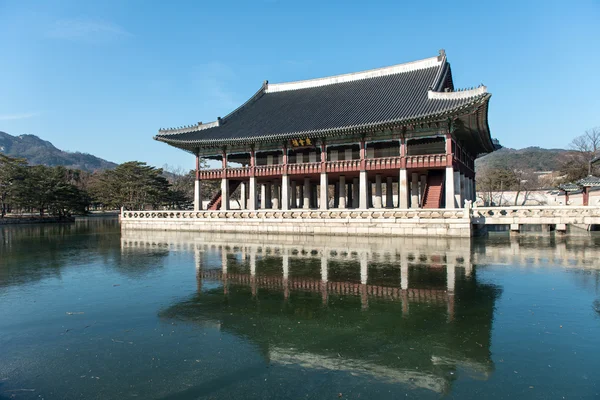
top-left (122, 231), bottom-right (505, 394)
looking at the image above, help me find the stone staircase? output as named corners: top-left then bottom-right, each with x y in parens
top-left (207, 181), bottom-right (242, 210)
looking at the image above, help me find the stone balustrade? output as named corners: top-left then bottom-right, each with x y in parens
top-left (472, 206), bottom-right (600, 225)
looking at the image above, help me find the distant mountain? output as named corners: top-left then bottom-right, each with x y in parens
top-left (476, 147), bottom-right (572, 172)
top-left (0, 131), bottom-right (117, 172)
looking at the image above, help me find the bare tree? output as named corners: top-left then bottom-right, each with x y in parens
top-left (569, 127), bottom-right (600, 176)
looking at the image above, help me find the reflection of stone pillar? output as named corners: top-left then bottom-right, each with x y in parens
top-left (447, 293), bottom-right (455, 323)
top-left (221, 248), bottom-right (228, 274)
top-left (374, 174), bottom-right (382, 208)
top-left (320, 172), bottom-right (328, 210)
top-left (195, 248), bottom-right (202, 293)
top-left (194, 179), bottom-right (202, 210)
top-left (401, 261), bottom-right (409, 290)
top-left (339, 175), bottom-right (346, 208)
top-left (352, 177), bottom-right (360, 208)
top-left (281, 175), bottom-right (289, 210)
top-left (360, 252), bottom-right (368, 285)
top-left (250, 247), bottom-right (256, 276)
top-left (222, 247), bottom-right (228, 295)
top-left (249, 176), bottom-right (257, 210)
top-left (282, 250), bottom-right (289, 280)
top-left (386, 177), bottom-right (394, 208)
top-left (359, 170), bottom-right (368, 209)
top-left (445, 167), bottom-right (455, 208)
top-left (303, 178), bottom-right (311, 209)
top-left (411, 173), bottom-right (419, 208)
top-left (399, 169), bottom-right (408, 209)
top-left (221, 178), bottom-right (230, 210)
top-left (321, 253), bottom-right (328, 282)
top-left (447, 264), bottom-right (455, 292)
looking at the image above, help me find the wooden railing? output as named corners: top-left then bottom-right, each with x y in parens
top-left (197, 153), bottom-right (468, 179)
top-left (287, 162), bottom-right (321, 175)
top-left (405, 154), bottom-right (447, 168)
top-left (326, 159), bottom-right (361, 173)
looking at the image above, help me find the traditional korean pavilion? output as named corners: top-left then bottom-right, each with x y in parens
top-left (155, 50), bottom-right (494, 211)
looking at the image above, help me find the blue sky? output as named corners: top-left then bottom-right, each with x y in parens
top-left (1, 0), bottom-right (599, 170)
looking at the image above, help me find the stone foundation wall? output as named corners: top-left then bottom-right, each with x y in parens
top-left (120, 217), bottom-right (472, 238)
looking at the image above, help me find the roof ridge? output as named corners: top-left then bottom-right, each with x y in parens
top-left (265, 53), bottom-right (443, 94)
top-left (158, 120), bottom-right (220, 135)
top-left (428, 85), bottom-right (487, 100)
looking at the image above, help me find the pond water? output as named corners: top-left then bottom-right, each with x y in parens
top-left (1, 220), bottom-right (599, 399)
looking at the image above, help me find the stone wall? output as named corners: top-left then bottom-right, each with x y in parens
top-left (120, 209), bottom-right (472, 238)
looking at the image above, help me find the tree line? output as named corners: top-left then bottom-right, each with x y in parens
top-left (0, 155), bottom-right (218, 219)
top-left (476, 127), bottom-right (600, 206)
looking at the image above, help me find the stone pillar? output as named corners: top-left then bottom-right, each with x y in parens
top-left (333, 183), bottom-right (339, 208)
top-left (339, 175), bottom-right (346, 208)
top-left (399, 169), bottom-right (409, 209)
top-left (290, 180), bottom-right (297, 208)
top-left (260, 183), bottom-right (267, 209)
top-left (352, 177), bottom-right (360, 208)
top-left (367, 179), bottom-right (373, 208)
top-left (359, 170), bottom-right (368, 209)
top-left (240, 181), bottom-right (247, 210)
top-left (320, 172), bottom-right (328, 210)
top-left (386, 177), bottom-right (393, 208)
top-left (460, 174), bottom-right (466, 207)
top-left (445, 167), bottom-right (455, 208)
top-left (298, 184), bottom-right (304, 208)
top-left (249, 177), bottom-right (257, 210)
top-left (374, 174), bottom-right (383, 208)
top-left (221, 178), bottom-right (230, 210)
top-left (281, 175), bottom-right (289, 210)
top-left (272, 181), bottom-right (280, 209)
top-left (194, 179), bottom-right (202, 211)
top-left (346, 182), bottom-right (353, 208)
top-left (312, 184), bottom-right (318, 208)
top-left (410, 173), bottom-right (419, 208)
top-left (453, 170), bottom-right (461, 209)
top-left (303, 178), bottom-right (311, 209)
top-left (420, 175), bottom-right (427, 205)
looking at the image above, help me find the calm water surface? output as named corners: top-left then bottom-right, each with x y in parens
top-left (1, 220), bottom-right (600, 399)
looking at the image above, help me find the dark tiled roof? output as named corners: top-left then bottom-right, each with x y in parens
top-left (156, 51), bottom-right (491, 151)
top-left (577, 175), bottom-right (600, 186)
top-left (558, 183), bottom-right (580, 192)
